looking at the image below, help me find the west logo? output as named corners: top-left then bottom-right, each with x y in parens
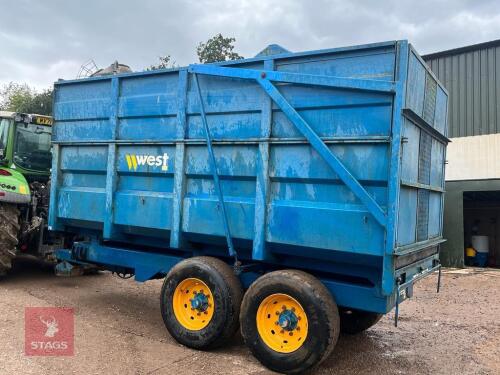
top-left (125, 153), bottom-right (169, 171)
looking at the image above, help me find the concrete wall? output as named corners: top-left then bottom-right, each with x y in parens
top-left (442, 179), bottom-right (500, 267)
top-left (446, 134), bottom-right (500, 180)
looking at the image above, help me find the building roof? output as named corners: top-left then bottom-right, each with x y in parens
top-left (0, 111), bottom-right (15, 118)
top-left (422, 38), bottom-right (500, 60)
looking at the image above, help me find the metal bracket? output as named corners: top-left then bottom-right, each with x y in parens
top-left (189, 64), bottom-right (396, 93)
top-left (189, 64), bottom-right (389, 227)
top-left (192, 73), bottom-right (239, 264)
top-left (394, 263), bottom-right (441, 327)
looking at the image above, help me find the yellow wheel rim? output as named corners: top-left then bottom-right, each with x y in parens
top-left (172, 278), bottom-right (215, 331)
top-left (256, 293), bottom-right (308, 353)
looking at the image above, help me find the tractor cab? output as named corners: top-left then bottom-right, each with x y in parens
top-left (0, 111), bottom-right (55, 276)
top-left (0, 111), bottom-right (53, 180)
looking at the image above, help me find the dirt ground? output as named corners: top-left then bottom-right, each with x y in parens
top-left (0, 257), bottom-right (499, 375)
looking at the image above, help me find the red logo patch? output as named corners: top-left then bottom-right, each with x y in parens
top-left (25, 307), bottom-right (74, 356)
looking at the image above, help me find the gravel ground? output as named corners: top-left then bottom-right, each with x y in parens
top-left (0, 257), bottom-right (499, 375)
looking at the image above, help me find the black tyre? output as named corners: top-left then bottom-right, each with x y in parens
top-left (339, 308), bottom-right (382, 334)
top-left (160, 256), bottom-right (243, 349)
top-left (240, 270), bottom-right (340, 374)
top-left (0, 203), bottom-right (20, 276)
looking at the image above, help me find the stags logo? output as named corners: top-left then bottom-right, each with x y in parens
top-left (40, 316), bottom-right (59, 337)
top-left (25, 307), bottom-right (74, 356)
top-left (125, 153), bottom-right (169, 171)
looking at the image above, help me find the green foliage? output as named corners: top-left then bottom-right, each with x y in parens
top-left (147, 54), bottom-right (177, 71)
top-left (197, 33), bottom-right (243, 63)
top-left (0, 82), bottom-right (52, 116)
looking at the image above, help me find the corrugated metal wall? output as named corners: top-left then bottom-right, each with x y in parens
top-left (424, 43), bottom-right (500, 138)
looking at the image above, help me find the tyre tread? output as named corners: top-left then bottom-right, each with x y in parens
top-left (240, 269), bottom-right (340, 374)
top-left (0, 203), bottom-right (20, 275)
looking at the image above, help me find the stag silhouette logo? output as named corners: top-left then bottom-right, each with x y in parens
top-left (39, 316), bottom-right (59, 338)
top-left (25, 307), bottom-right (74, 356)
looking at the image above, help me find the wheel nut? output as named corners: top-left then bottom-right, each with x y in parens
top-left (297, 316), bottom-right (302, 321)
top-left (275, 311), bottom-right (280, 316)
top-left (289, 332), bottom-right (293, 336)
top-left (296, 327), bottom-right (300, 331)
top-left (282, 305), bottom-right (286, 310)
top-left (280, 329), bottom-right (285, 334)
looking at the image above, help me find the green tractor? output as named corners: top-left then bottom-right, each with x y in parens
top-left (0, 111), bottom-right (60, 275)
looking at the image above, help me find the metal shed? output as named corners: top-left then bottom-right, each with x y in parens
top-left (423, 39), bottom-right (500, 138)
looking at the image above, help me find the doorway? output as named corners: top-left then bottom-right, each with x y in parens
top-left (463, 191), bottom-right (500, 268)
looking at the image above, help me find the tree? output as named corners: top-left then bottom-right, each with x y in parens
top-left (0, 82), bottom-right (52, 116)
top-left (197, 33), bottom-right (243, 63)
top-left (147, 54), bottom-right (176, 71)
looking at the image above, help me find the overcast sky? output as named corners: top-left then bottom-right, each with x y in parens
top-left (1, 0), bottom-right (499, 89)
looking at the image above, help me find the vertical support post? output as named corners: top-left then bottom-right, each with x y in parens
top-left (104, 77), bottom-right (119, 239)
top-left (48, 144), bottom-right (62, 231)
top-left (382, 40), bottom-right (409, 296)
top-left (437, 264), bottom-right (442, 293)
top-left (170, 69), bottom-right (189, 248)
top-left (253, 59), bottom-right (274, 261)
top-left (394, 294), bottom-right (400, 327)
top-left (193, 73), bottom-right (237, 261)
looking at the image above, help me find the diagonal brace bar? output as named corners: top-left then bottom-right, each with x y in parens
top-left (257, 78), bottom-right (387, 227)
top-left (189, 64), bottom-right (396, 93)
top-left (193, 73), bottom-right (238, 260)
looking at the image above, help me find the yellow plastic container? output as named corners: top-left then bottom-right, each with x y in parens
top-left (466, 247), bottom-right (476, 257)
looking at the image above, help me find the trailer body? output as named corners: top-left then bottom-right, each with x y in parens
top-left (50, 40), bottom-right (448, 314)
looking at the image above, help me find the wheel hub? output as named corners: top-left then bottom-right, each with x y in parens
top-left (190, 292), bottom-right (209, 312)
top-left (278, 309), bottom-right (298, 331)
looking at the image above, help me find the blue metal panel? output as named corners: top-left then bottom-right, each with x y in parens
top-left (54, 80), bottom-right (112, 123)
top-left (406, 51), bottom-right (426, 117)
top-left (434, 87), bottom-right (448, 136)
top-left (394, 45), bottom-right (449, 261)
top-left (53, 120), bottom-right (112, 142)
top-left (51, 40), bottom-right (448, 313)
top-left (430, 139), bottom-right (445, 187)
top-left (428, 192), bottom-right (442, 238)
top-left (253, 77), bottom-right (387, 227)
top-left (193, 73), bottom-right (237, 259)
top-left (401, 119), bottom-right (420, 184)
top-left (397, 187), bottom-right (417, 246)
top-left (272, 105), bottom-right (392, 138)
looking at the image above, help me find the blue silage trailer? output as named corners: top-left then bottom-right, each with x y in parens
top-left (50, 40), bottom-right (448, 373)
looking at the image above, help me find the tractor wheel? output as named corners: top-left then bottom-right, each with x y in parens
top-left (339, 308), bottom-right (383, 334)
top-left (240, 270), bottom-right (340, 374)
top-left (0, 203), bottom-right (20, 276)
top-left (160, 256), bottom-right (243, 349)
